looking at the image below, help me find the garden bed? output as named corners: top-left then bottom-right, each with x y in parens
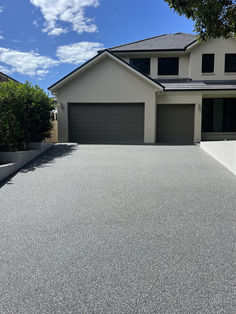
top-left (0, 142), bottom-right (53, 183)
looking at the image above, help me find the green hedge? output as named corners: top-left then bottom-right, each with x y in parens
top-left (0, 81), bottom-right (54, 151)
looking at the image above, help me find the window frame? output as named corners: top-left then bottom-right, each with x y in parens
top-left (223, 99), bottom-right (236, 132)
top-left (202, 99), bottom-right (214, 132)
top-left (202, 54), bottom-right (215, 73)
top-left (202, 98), bottom-right (236, 133)
top-left (129, 58), bottom-right (150, 76)
top-left (158, 57), bottom-right (179, 76)
top-left (225, 54), bottom-right (236, 73)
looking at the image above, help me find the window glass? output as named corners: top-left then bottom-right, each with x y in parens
top-left (158, 58), bottom-right (179, 75)
top-left (202, 98), bottom-right (236, 132)
top-left (130, 58), bottom-right (150, 75)
top-left (225, 54), bottom-right (236, 72)
top-left (202, 54), bottom-right (214, 73)
top-left (223, 99), bottom-right (236, 131)
top-left (202, 99), bottom-right (213, 132)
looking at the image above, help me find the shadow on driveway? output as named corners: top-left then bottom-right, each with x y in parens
top-left (21, 143), bottom-right (78, 173)
top-left (0, 144), bottom-right (78, 188)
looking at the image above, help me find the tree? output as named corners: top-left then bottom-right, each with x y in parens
top-left (164, 0), bottom-right (236, 40)
top-left (0, 81), bottom-right (54, 151)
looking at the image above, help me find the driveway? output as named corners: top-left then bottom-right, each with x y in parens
top-left (0, 144), bottom-right (235, 313)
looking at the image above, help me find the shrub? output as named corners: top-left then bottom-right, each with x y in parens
top-left (0, 81), bottom-right (54, 151)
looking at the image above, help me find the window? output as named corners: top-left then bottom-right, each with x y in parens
top-left (130, 58), bottom-right (150, 75)
top-left (225, 54), bottom-right (236, 72)
top-left (202, 99), bottom-right (213, 132)
top-left (223, 99), bottom-right (236, 132)
top-left (158, 58), bottom-right (179, 75)
top-left (202, 54), bottom-right (214, 73)
top-left (202, 98), bottom-right (236, 132)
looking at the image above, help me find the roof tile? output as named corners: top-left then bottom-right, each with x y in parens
top-left (108, 33), bottom-right (197, 52)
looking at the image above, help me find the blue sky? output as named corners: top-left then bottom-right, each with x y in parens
top-left (0, 0), bottom-right (195, 93)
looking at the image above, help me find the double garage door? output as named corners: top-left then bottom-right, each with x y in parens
top-left (68, 103), bottom-right (144, 143)
top-left (68, 103), bottom-right (194, 144)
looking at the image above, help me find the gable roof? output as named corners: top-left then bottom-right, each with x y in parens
top-left (48, 50), bottom-right (164, 92)
top-left (0, 72), bottom-right (20, 83)
top-left (106, 33), bottom-right (197, 52)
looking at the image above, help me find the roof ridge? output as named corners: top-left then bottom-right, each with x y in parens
top-left (174, 32), bottom-right (196, 36)
top-left (106, 32), bottom-right (197, 52)
top-left (0, 71), bottom-right (20, 83)
top-left (107, 33), bottom-right (168, 51)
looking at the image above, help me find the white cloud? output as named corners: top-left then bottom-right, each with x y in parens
top-left (0, 47), bottom-right (58, 77)
top-left (0, 6), bottom-right (3, 13)
top-left (0, 64), bottom-right (11, 75)
top-left (33, 19), bottom-right (39, 27)
top-left (0, 35), bottom-right (3, 40)
top-left (30, 0), bottom-right (99, 36)
top-left (28, 37), bottom-right (37, 43)
top-left (11, 39), bottom-right (22, 43)
top-left (56, 41), bottom-right (104, 64)
top-left (48, 27), bottom-right (67, 36)
top-left (0, 40), bottom-right (104, 78)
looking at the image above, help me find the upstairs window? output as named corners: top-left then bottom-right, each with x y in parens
top-left (158, 57), bottom-right (179, 75)
top-left (202, 54), bottom-right (214, 73)
top-left (130, 58), bottom-right (150, 75)
top-left (225, 54), bottom-right (236, 72)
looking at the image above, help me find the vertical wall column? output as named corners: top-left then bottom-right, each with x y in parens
top-left (57, 93), bottom-right (69, 142)
top-left (150, 57), bottom-right (158, 78)
top-left (144, 92), bottom-right (157, 143)
top-left (194, 95), bottom-right (203, 142)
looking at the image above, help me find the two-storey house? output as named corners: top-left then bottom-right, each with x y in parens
top-left (49, 33), bottom-right (236, 144)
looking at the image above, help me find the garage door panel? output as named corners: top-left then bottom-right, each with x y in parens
top-left (157, 104), bottom-right (194, 143)
top-left (69, 103), bottom-right (144, 143)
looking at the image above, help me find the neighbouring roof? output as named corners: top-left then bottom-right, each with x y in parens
top-left (0, 72), bottom-right (20, 83)
top-left (155, 79), bottom-right (236, 91)
top-left (107, 33), bottom-right (197, 52)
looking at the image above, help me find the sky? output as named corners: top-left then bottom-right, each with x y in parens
top-left (0, 0), bottom-right (195, 93)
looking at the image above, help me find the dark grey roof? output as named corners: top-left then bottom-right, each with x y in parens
top-left (108, 33), bottom-right (197, 52)
top-left (0, 72), bottom-right (20, 83)
top-left (155, 79), bottom-right (236, 91)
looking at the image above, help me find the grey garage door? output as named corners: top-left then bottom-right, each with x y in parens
top-left (156, 104), bottom-right (194, 143)
top-left (68, 103), bottom-right (144, 143)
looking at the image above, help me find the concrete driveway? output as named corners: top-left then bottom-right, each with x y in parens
top-left (0, 144), bottom-right (235, 313)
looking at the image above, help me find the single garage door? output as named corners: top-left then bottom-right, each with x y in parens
top-left (68, 103), bottom-right (144, 143)
top-left (156, 104), bottom-right (194, 143)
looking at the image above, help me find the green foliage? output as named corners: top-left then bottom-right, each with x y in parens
top-left (0, 81), bottom-right (54, 151)
top-left (164, 0), bottom-right (236, 40)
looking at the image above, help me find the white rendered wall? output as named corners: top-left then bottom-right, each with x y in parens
top-left (157, 91), bottom-right (203, 142)
top-left (55, 57), bottom-right (158, 143)
top-left (189, 38), bottom-right (236, 80)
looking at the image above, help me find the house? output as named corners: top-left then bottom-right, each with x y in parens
top-left (48, 33), bottom-right (236, 144)
top-left (0, 72), bottom-right (20, 84)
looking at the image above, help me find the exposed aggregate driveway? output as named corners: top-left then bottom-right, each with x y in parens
top-left (0, 144), bottom-right (235, 313)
